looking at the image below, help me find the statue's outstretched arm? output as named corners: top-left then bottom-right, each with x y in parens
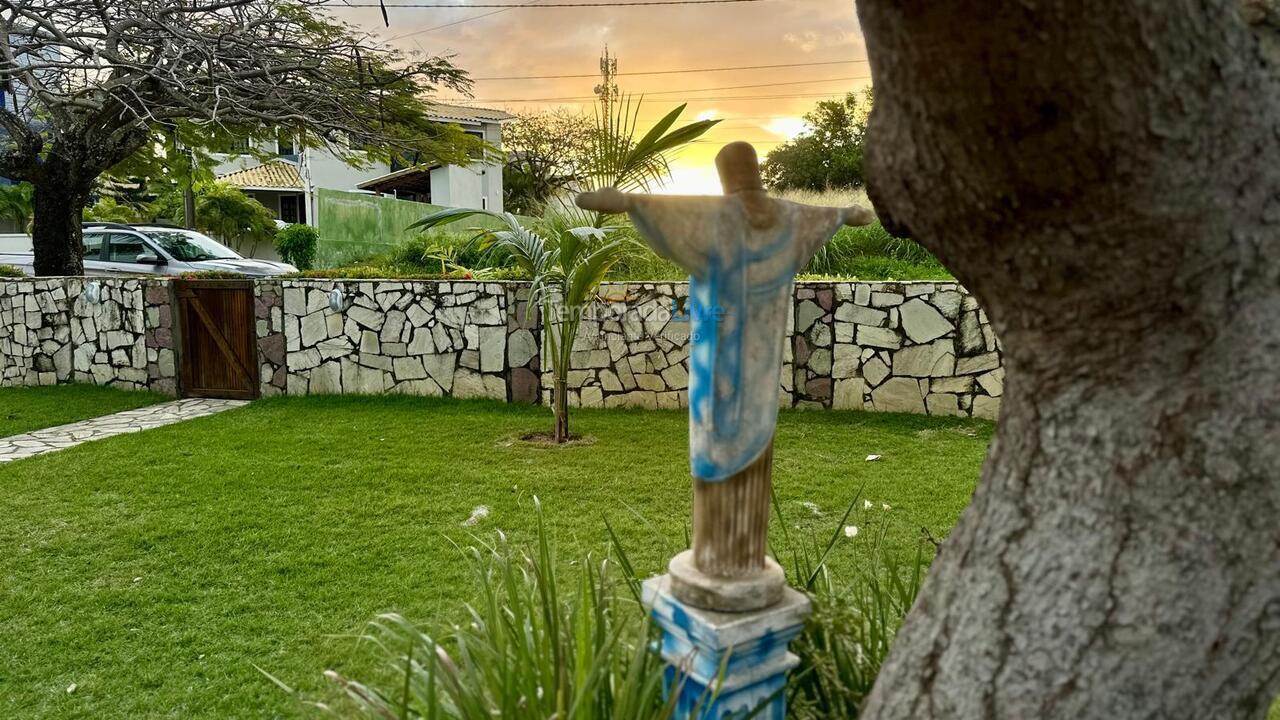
top-left (576, 190), bottom-right (723, 275)
top-left (575, 188), bottom-right (633, 214)
top-left (841, 204), bottom-right (877, 227)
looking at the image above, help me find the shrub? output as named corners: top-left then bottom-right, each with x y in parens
top-left (603, 225), bottom-right (686, 282)
top-left (325, 212), bottom-right (951, 282)
top-left (290, 491), bottom-right (928, 720)
top-left (0, 182), bottom-right (33, 232)
top-left (279, 501), bottom-right (680, 719)
top-left (387, 231), bottom-right (519, 276)
top-left (177, 270), bottom-right (247, 280)
top-left (274, 224), bottom-right (318, 270)
top-left (0, 264), bottom-right (26, 277)
top-left (769, 491), bottom-right (929, 719)
top-left (282, 265), bottom-right (526, 281)
top-left (805, 222), bottom-right (940, 276)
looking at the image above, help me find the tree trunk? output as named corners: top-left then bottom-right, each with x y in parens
top-left (856, 1), bottom-right (1280, 718)
top-left (553, 378), bottom-right (569, 443)
top-left (184, 184), bottom-right (197, 230)
top-left (30, 172), bottom-right (92, 277)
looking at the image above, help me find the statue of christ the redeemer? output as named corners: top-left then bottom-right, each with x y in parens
top-left (578, 142), bottom-right (875, 611)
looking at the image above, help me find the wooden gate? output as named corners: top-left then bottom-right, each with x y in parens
top-left (175, 280), bottom-right (259, 400)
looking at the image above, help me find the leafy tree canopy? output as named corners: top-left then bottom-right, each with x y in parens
top-left (762, 89), bottom-right (873, 192)
top-left (150, 183), bottom-right (278, 256)
top-left (1, 0), bottom-right (484, 275)
top-left (502, 109), bottom-right (596, 215)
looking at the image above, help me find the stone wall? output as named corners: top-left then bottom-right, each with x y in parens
top-left (1, 278), bottom-right (177, 393)
top-left (140, 281), bottom-right (179, 395)
top-left (1, 278), bottom-right (72, 386)
top-left (553, 281), bottom-right (1003, 419)
top-left (541, 283), bottom-right (691, 410)
top-left (816, 281), bottom-right (1002, 418)
top-left (278, 280), bottom-right (522, 399)
top-left (1, 277), bottom-right (1003, 419)
top-left (505, 284), bottom-right (541, 404)
top-left (254, 281), bottom-right (287, 397)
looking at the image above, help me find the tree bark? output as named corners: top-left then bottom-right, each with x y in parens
top-left (856, 1), bottom-right (1280, 718)
top-left (30, 172), bottom-right (92, 277)
top-left (553, 377), bottom-right (570, 443)
top-left (184, 185), bottom-right (197, 231)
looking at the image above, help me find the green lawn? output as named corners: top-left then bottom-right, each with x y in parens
top-left (0, 384), bottom-right (169, 438)
top-left (0, 393), bottom-right (991, 718)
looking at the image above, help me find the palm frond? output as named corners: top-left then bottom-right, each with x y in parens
top-left (583, 96), bottom-right (720, 200)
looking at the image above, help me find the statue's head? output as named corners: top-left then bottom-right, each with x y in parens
top-left (716, 142), bottom-right (765, 194)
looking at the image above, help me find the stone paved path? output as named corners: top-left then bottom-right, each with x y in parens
top-left (0, 398), bottom-right (249, 463)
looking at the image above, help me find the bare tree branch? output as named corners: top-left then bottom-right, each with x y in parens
top-left (0, 0), bottom-right (478, 275)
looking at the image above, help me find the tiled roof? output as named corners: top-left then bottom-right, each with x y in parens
top-left (426, 103), bottom-right (515, 125)
top-left (217, 160), bottom-right (304, 190)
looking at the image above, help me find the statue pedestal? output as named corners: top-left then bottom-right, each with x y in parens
top-left (643, 574), bottom-right (811, 720)
top-left (668, 549), bottom-right (785, 612)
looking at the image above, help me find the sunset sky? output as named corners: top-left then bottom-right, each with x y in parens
top-left (329, 0), bottom-right (870, 194)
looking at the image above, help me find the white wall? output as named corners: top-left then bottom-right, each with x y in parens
top-left (482, 121), bottom-right (505, 213)
top-left (211, 119), bottom-right (506, 216)
top-left (430, 165), bottom-right (486, 209)
top-left (423, 121), bottom-right (506, 212)
top-left (304, 151), bottom-right (390, 194)
top-left (211, 143), bottom-right (275, 177)
top-left (481, 162), bottom-right (503, 213)
top-left (0, 233), bottom-right (31, 253)
top-left (428, 158), bottom-right (504, 212)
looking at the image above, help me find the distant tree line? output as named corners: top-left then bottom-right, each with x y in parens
top-left (762, 88), bottom-right (873, 193)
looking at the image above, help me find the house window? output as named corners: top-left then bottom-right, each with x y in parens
top-left (213, 137), bottom-right (252, 154)
top-left (391, 152), bottom-right (420, 172)
top-left (277, 130), bottom-right (295, 157)
top-left (280, 195), bottom-right (305, 225)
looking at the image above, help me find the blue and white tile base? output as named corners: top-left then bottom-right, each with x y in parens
top-left (643, 574), bottom-right (811, 720)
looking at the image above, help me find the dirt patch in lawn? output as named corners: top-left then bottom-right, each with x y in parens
top-left (496, 431), bottom-right (598, 448)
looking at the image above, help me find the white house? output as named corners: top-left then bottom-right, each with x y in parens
top-left (211, 103), bottom-right (513, 226)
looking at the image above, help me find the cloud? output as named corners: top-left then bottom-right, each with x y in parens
top-left (329, 1), bottom-right (866, 176)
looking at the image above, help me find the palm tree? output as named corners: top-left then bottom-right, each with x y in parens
top-left (411, 209), bottom-right (629, 442)
top-left (0, 182), bottom-right (34, 233)
top-left (412, 101), bottom-right (717, 442)
top-left (587, 99), bottom-right (714, 196)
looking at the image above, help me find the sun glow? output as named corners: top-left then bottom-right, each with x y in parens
top-left (763, 116), bottom-right (808, 140)
top-left (661, 161), bottom-right (725, 196)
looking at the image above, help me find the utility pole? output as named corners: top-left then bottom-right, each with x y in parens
top-left (172, 129), bottom-right (197, 229)
top-left (593, 45), bottom-right (619, 119)
top-left (183, 150), bottom-right (197, 231)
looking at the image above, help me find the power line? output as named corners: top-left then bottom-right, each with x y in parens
top-left (386, 0), bottom-right (543, 39)
top-left (440, 90), bottom-right (851, 103)
top-left (636, 75), bottom-right (862, 95)
top-left (371, 0), bottom-right (785, 38)
top-left (346, 0), bottom-right (765, 5)
top-left (691, 139), bottom-right (786, 145)
top-left (446, 75), bottom-right (863, 102)
top-left (473, 59), bottom-right (868, 81)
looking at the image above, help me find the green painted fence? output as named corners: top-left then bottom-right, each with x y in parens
top-left (314, 189), bottom-right (440, 268)
top-left (314, 189), bottom-right (531, 268)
